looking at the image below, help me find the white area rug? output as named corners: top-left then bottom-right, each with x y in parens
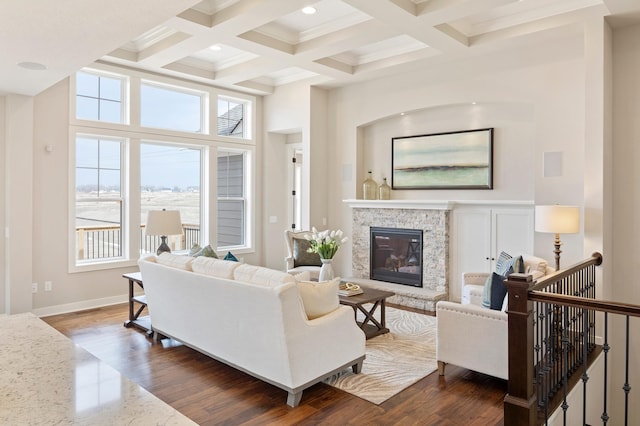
top-left (325, 307), bottom-right (437, 404)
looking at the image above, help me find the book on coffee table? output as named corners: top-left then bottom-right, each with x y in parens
top-left (338, 282), bottom-right (363, 296)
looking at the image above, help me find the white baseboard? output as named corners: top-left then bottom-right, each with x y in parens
top-left (33, 294), bottom-right (128, 318)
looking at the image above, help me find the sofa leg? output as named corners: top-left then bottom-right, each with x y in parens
top-left (352, 360), bottom-right (364, 374)
top-left (287, 391), bottom-right (303, 407)
top-left (438, 361), bottom-right (446, 376)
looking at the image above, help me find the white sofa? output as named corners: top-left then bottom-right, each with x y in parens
top-left (436, 254), bottom-right (552, 380)
top-left (138, 254), bottom-right (365, 407)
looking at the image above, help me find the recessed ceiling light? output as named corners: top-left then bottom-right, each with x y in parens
top-left (400, 112), bottom-right (405, 116)
top-left (471, 102), bottom-right (477, 105)
top-left (209, 45), bottom-right (222, 51)
top-left (18, 61), bottom-right (47, 71)
top-left (302, 6), bottom-right (317, 15)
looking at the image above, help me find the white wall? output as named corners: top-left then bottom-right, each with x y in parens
top-left (0, 96), bottom-right (5, 314)
top-left (327, 34), bottom-right (588, 277)
top-left (5, 94), bottom-right (34, 314)
top-left (31, 80), bottom-right (131, 313)
top-left (262, 83), bottom-right (331, 272)
top-left (612, 21), bottom-right (640, 422)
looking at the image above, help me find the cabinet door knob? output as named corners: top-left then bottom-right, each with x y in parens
top-left (486, 257), bottom-right (490, 260)
top-left (491, 257), bottom-right (495, 261)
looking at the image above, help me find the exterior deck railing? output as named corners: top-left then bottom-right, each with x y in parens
top-left (76, 224), bottom-right (200, 259)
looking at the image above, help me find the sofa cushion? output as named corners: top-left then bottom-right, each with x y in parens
top-left (156, 252), bottom-right (194, 271)
top-left (224, 251), bottom-right (238, 262)
top-left (188, 244), bottom-right (201, 256)
top-left (495, 251), bottom-right (512, 275)
top-left (191, 256), bottom-right (241, 279)
top-left (233, 264), bottom-right (296, 287)
top-left (292, 238), bottom-right (322, 267)
top-left (296, 278), bottom-right (340, 320)
top-left (495, 251), bottom-right (525, 276)
top-left (523, 254), bottom-right (549, 275)
top-left (482, 272), bottom-right (508, 310)
top-left (193, 244), bottom-right (219, 258)
top-left (293, 270), bottom-right (312, 282)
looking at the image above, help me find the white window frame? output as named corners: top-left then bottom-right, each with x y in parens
top-left (69, 64), bottom-right (256, 272)
top-left (216, 95), bottom-right (252, 140)
top-left (139, 140), bottom-right (208, 254)
top-left (73, 68), bottom-right (129, 125)
top-left (69, 131), bottom-right (131, 272)
top-left (216, 147), bottom-right (253, 252)
top-left (140, 79), bottom-right (209, 135)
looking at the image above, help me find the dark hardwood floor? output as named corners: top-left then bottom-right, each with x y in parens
top-left (43, 303), bottom-right (506, 426)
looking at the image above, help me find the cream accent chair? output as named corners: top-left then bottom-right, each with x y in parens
top-left (436, 254), bottom-right (552, 380)
top-left (285, 230), bottom-right (321, 281)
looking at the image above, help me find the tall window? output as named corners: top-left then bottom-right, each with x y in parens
top-left (141, 82), bottom-right (205, 133)
top-left (217, 97), bottom-right (246, 138)
top-left (72, 66), bottom-right (255, 270)
top-left (217, 150), bottom-right (246, 247)
top-left (75, 135), bottom-right (124, 262)
top-left (140, 143), bottom-right (202, 254)
top-left (76, 71), bottom-right (126, 123)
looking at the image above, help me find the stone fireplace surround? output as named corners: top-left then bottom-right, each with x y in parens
top-left (345, 200), bottom-right (451, 311)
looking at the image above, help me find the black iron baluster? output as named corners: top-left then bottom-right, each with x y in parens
top-left (624, 316), bottom-right (631, 426)
top-left (562, 306), bottom-right (569, 425)
top-left (601, 312), bottom-right (609, 424)
top-left (581, 307), bottom-right (589, 425)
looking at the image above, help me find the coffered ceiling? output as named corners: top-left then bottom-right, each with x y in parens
top-left (2, 0), bottom-right (640, 96)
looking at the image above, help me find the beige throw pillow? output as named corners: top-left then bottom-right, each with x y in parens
top-left (296, 278), bottom-right (340, 320)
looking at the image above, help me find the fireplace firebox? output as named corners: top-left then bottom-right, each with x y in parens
top-left (370, 227), bottom-right (423, 287)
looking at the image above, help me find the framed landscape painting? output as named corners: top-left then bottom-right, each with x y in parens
top-left (392, 128), bottom-right (494, 190)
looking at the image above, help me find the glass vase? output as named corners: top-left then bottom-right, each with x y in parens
top-left (363, 171), bottom-right (378, 200)
top-left (319, 258), bottom-right (335, 282)
top-left (378, 177), bottom-right (391, 200)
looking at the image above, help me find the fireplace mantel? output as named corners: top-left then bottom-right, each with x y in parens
top-left (343, 199), bottom-right (534, 210)
top-left (343, 199), bottom-right (454, 210)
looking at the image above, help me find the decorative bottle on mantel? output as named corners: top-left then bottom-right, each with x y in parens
top-left (378, 177), bottom-right (391, 200)
top-left (363, 170), bottom-right (378, 200)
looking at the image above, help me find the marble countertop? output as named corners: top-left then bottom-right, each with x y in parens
top-left (0, 312), bottom-right (196, 425)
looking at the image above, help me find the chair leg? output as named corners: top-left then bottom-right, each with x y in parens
top-left (352, 360), bottom-right (364, 374)
top-left (438, 361), bottom-right (446, 376)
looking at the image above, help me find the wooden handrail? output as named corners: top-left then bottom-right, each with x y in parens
top-left (529, 292), bottom-right (640, 318)
top-left (531, 252), bottom-right (602, 291)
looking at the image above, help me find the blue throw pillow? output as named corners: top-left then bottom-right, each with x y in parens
top-left (224, 251), bottom-right (238, 262)
top-left (482, 271), bottom-right (509, 310)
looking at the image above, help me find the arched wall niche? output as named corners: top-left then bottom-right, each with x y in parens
top-left (355, 101), bottom-right (536, 201)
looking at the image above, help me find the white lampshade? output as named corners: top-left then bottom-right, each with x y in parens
top-left (534, 205), bottom-right (580, 234)
top-left (145, 210), bottom-right (183, 236)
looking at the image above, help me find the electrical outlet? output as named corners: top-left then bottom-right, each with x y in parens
top-left (44, 281), bottom-right (52, 291)
top-left (32, 283), bottom-right (38, 293)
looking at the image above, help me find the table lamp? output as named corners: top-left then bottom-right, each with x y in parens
top-left (145, 209), bottom-right (183, 255)
top-left (534, 205), bottom-right (580, 271)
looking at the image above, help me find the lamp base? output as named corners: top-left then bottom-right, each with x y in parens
top-left (553, 233), bottom-right (562, 271)
top-left (156, 236), bottom-right (171, 256)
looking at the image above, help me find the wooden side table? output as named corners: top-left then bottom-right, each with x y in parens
top-left (339, 287), bottom-right (395, 339)
top-left (123, 272), bottom-right (152, 336)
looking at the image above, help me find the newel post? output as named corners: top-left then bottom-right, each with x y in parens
top-left (504, 273), bottom-right (537, 425)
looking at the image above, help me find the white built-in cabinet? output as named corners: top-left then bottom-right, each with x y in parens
top-left (451, 204), bottom-right (534, 302)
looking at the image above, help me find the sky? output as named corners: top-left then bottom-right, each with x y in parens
top-left (75, 72), bottom-right (207, 190)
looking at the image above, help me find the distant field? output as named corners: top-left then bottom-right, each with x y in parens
top-left (76, 191), bottom-right (201, 227)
